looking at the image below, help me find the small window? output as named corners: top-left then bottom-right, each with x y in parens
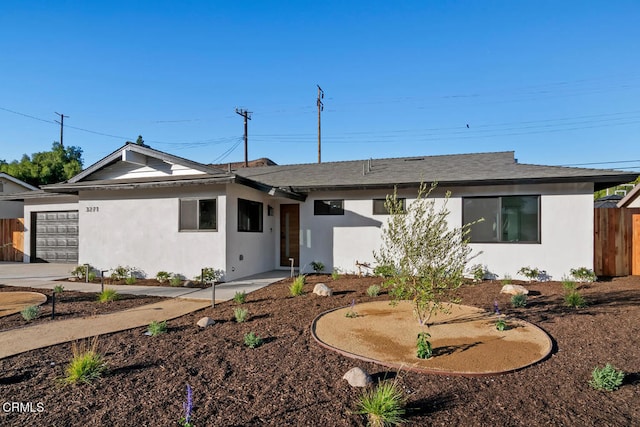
top-left (238, 198), bottom-right (263, 232)
top-left (463, 196), bottom-right (540, 243)
top-left (314, 200), bottom-right (344, 215)
top-left (373, 198), bottom-right (406, 215)
top-left (180, 199), bottom-right (217, 231)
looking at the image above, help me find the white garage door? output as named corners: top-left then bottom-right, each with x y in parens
top-left (34, 211), bottom-right (79, 263)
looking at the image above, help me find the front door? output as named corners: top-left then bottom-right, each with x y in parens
top-left (280, 204), bottom-right (300, 267)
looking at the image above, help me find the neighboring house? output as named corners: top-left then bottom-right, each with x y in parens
top-left (0, 173), bottom-right (39, 218)
top-left (17, 143), bottom-right (637, 281)
top-left (617, 183), bottom-right (640, 208)
top-left (594, 194), bottom-right (623, 208)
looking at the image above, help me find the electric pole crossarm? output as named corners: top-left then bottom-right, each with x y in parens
top-left (54, 112), bottom-right (69, 148)
top-left (317, 85), bottom-right (324, 164)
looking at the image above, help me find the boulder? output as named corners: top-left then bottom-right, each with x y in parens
top-left (313, 283), bottom-right (333, 296)
top-left (197, 317), bottom-right (215, 328)
top-left (500, 284), bottom-right (529, 295)
top-left (343, 367), bottom-right (373, 387)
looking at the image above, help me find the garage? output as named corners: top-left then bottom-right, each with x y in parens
top-left (32, 211), bottom-right (79, 263)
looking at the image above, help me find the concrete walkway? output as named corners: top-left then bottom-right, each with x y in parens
top-left (0, 263), bottom-right (290, 359)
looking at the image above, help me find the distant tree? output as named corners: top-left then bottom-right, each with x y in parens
top-left (0, 142), bottom-right (83, 187)
top-left (135, 135), bottom-right (150, 148)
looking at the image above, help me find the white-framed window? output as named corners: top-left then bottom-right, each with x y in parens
top-left (463, 195), bottom-right (540, 243)
top-left (314, 200), bottom-right (344, 215)
top-left (238, 198), bottom-right (263, 232)
top-left (179, 198), bottom-right (217, 231)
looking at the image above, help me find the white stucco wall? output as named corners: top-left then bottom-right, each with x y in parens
top-left (79, 186), bottom-right (226, 280)
top-left (23, 196), bottom-right (79, 262)
top-left (0, 178), bottom-right (30, 218)
top-left (225, 184), bottom-right (277, 280)
top-left (296, 183), bottom-right (594, 280)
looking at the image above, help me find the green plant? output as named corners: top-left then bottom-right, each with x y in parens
top-left (345, 299), bottom-right (359, 318)
top-left (156, 271), bottom-right (171, 283)
top-left (469, 264), bottom-right (485, 282)
top-left (416, 332), bottom-right (432, 359)
top-left (195, 267), bottom-right (223, 284)
top-left (367, 284), bottom-right (381, 297)
top-left (147, 320), bottom-right (167, 336)
top-left (501, 274), bottom-right (512, 285)
top-left (243, 331), bottom-right (263, 348)
top-left (518, 266), bottom-right (540, 281)
top-left (331, 268), bottom-right (341, 280)
top-left (571, 267), bottom-right (597, 283)
top-left (373, 264), bottom-right (396, 278)
top-left (289, 275), bottom-right (305, 296)
top-left (179, 384), bottom-right (194, 427)
top-left (21, 305), bottom-right (40, 321)
top-left (356, 380), bottom-right (406, 427)
top-left (125, 276), bottom-right (137, 285)
top-left (310, 261), bottom-right (325, 273)
top-left (169, 274), bottom-right (183, 287)
top-left (234, 307), bottom-right (249, 323)
top-left (88, 271), bottom-right (97, 281)
top-left (110, 265), bottom-right (130, 281)
top-left (511, 293), bottom-right (527, 308)
top-left (71, 264), bottom-right (93, 280)
top-left (233, 290), bottom-right (247, 304)
top-left (97, 288), bottom-right (119, 303)
top-left (63, 337), bottom-right (107, 385)
top-left (589, 364), bottom-right (625, 391)
top-left (565, 290), bottom-right (586, 308)
top-left (562, 278), bottom-right (577, 292)
top-left (495, 317), bottom-right (507, 331)
top-left (374, 182), bottom-right (478, 326)
top-left (53, 284), bottom-right (65, 294)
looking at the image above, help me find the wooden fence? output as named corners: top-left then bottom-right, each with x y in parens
top-left (594, 208), bottom-right (640, 276)
top-left (0, 218), bottom-right (24, 262)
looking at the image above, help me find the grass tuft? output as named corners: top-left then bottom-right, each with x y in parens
top-left (511, 293), bottom-right (527, 308)
top-left (367, 284), bottom-right (381, 297)
top-left (147, 320), bottom-right (168, 336)
top-left (63, 337), bottom-right (107, 385)
top-left (234, 307), bottom-right (249, 323)
top-left (233, 291), bottom-right (247, 304)
top-left (289, 275), bottom-right (305, 297)
top-left (565, 290), bottom-right (586, 308)
top-left (97, 288), bottom-right (119, 303)
top-left (356, 380), bottom-right (406, 427)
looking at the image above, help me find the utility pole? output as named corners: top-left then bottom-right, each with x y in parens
top-left (235, 108), bottom-right (252, 167)
top-left (54, 112), bottom-right (69, 148)
top-left (317, 85), bottom-right (324, 163)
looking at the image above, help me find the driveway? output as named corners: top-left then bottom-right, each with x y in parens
top-left (0, 262), bottom-right (72, 280)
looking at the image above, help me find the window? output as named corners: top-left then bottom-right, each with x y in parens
top-left (463, 196), bottom-right (540, 243)
top-left (238, 198), bottom-right (263, 232)
top-left (314, 200), bottom-right (344, 215)
top-left (373, 198), bottom-right (406, 215)
top-left (180, 199), bottom-right (216, 231)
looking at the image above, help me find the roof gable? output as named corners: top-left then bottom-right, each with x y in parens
top-left (0, 172), bottom-right (39, 192)
top-left (68, 143), bottom-right (229, 184)
top-left (617, 183), bottom-right (640, 207)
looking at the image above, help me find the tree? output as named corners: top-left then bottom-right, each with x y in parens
top-left (135, 135), bottom-right (150, 148)
top-left (373, 182), bottom-right (478, 326)
top-left (0, 142), bottom-right (83, 187)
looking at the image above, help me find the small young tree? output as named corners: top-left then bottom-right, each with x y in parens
top-left (374, 182), bottom-right (478, 326)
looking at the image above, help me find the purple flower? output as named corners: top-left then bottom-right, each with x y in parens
top-left (183, 384), bottom-right (193, 425)
top-left (493, 300), bottom-right (500, 315)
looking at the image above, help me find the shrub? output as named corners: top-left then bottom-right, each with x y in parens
top-left (571, 267), bottom-right (597, 283)
top-left (110, 265), bottom-right (131, 281)
top-left (356, 380), bottom-right (406, 427)
top-left (194, 267), bottom-right (223, 284)
top-left (518, 266), bottom-right (540, 281)
top-left (88, 272), bottom-right (97, 282)
top-left (125, 276), bottom-right (137, 285)
top-left (331, 268), bottom-right (341, 280)
top-left (97, 288), bottom-right (119, 303)
top-left (565, 290), bottom-right (586, 308)
top-left (234, 307), bottom-right (249, 323)
top-left (63, 337), bottom-right (107, 385)
top-left (169, 274), bottom-right (183, 287)
top-left (310, 261), bottom-right (325, 273)
top-left (416, 332), bottom-right (432, 359)
top-left (156, 271), bottom-right (171, 284)
top-left (589, 364), bottom-right (625, 391)
top-left (501, 274), bottom-right (512, 285)
top-left (373, 264), bottom-right (395, 278)
top-left (243, 332), bottom-right (263, 348)
top-left (147, 320), bottom-right (167, 336)
top-left (468, 264), bottom-right (485, 282)
top-left (21, 305), bottom-right (40, 321)
top-left (289, 275), bottom-right (305, 296)
top-left (71, 264), bottom-right (93, 280)
top-left (511, 293), bottom-right (527, 308)
top-left (233, 291), bottom-right (247, 304)
top-left (367, 284), bottom-right (381, 297)
top-left (53, 284), bottom-right (65, 294)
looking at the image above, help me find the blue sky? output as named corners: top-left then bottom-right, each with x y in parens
top-left (1, 1), bottom-right (639, 172)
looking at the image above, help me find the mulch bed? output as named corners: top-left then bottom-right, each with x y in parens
top-left (0, 285), bottom-right (165, 331)
top-left (1, 275), bottom-right (639, 426)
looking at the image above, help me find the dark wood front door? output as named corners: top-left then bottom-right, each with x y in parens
top-left (280, 204), bottom-right (300, 267)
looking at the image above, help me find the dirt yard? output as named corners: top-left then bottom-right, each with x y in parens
top-left (0, 275), bottom-right (638, 426)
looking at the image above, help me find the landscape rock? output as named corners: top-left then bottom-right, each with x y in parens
top-left (183, 280), bottom-right (192, 287)
top-left (197, 317), bottom-right (215, 328)
top-left (343, 367), bottom-right (373, 387)
top-left (313, 283), bottom-right (333, 296)
top-left (500, 284), bottom-right (529, 295)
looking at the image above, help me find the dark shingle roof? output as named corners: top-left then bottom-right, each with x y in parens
top-left (235, 151), bottom-right (638, 192)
